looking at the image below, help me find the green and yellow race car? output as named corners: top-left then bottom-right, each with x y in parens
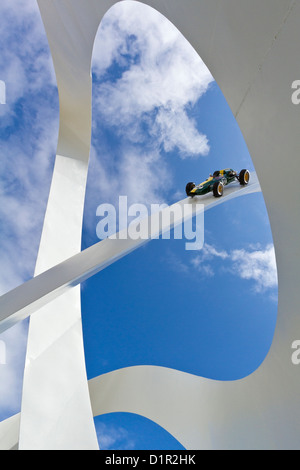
top-left (186, 168), bottom-right (250, 198)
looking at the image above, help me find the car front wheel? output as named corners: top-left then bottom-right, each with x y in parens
top-left (213, 180), bottom-right (224, 197)
top-left (239, 169), bottom-right (250, 185)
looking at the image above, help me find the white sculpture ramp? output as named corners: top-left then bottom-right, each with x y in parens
top-left (0, 0), bottom-right (300, 450)
top-left (0, 175), bottom-right (259, 335)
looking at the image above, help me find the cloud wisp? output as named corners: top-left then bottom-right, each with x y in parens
top-left (231, 244), bottom-right (278, 293)
top-left (96, 421), bottom-right (135, 450)
top-left (190, 243), bottom-right (278, 293)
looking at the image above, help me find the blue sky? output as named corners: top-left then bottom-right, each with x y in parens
top-left (0, 0), bottom-right (278, 450)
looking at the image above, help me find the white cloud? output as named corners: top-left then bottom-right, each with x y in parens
top-left (96, 421), bottom-right (135, 450)
top-left (187, 243), bottom-right (278, 292)
top-left (202, 243), bottom-right (229, 260)
top-left (231, 244), bottom-right (278, 292)
top-left (0, 112), bottom-right (58, 295)
top-left (154, 107), bottom-right (209, 157)
top-left (84, 143), bottom-right (170, 242)
top-left (0, 0), bottom-right (56, 107)
top-left (190, 243), bottom-right (229, 276)
top-left (92, 1), bottom-right (214, 157)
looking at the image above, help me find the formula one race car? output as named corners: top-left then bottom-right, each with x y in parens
top-left (186, 168), bottom-right (250, 198)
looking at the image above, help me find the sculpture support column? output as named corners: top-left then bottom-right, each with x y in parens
top-left (18, 0), bottom-right (121, 450)
top-left (18, 155), bottom-right (99, 449)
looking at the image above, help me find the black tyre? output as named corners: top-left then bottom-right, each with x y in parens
top-left (186, 182), bottom-right (196, 197)
top-left (213, 180), bottom-right (224, 197)
top-left (239, 169), bottom-right (250, 185)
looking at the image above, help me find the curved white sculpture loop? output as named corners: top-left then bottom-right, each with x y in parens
top-left (1, 0), bottom-right (300, 450)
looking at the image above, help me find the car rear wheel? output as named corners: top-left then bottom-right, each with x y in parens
top-left (239, 169), bottom-right (250, 185)
top-left (186, 182), bottom-right (196, 197)
top-left (213, 180), bottom-right (224, 197)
